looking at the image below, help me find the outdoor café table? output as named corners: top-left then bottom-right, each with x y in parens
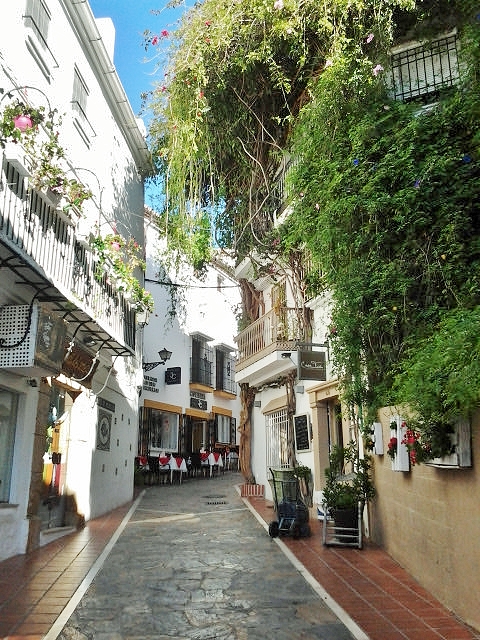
top-left (158, 456), bottom-right (172, 483)
top-left (207, 451), bottom-right (223, 477)
top-left (170, 456), bottom-right (188, 483)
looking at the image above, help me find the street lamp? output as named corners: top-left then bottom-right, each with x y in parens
top-left (142, 348), bottom-right (172, 372)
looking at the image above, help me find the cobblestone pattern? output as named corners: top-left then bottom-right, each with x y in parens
top-left (58, 474), bottom-right (353, 640)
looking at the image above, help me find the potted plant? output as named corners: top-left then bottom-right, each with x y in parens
top-left (322, 442), bottom-right (375, 535)
top-left (0, 100), bottom-right (45, 144)
top-left (89, 232), bottom-right (154, 313)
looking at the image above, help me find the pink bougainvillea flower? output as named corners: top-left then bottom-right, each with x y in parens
top-left (161, 29), bottom-right (169, 37)
top-left (151, 35), bottom-right (158, 46)
top-left (274, 0), bottom-right (284, 9)
top-left (324, 59), bottom-right (333, 68)
top-left (199, 91), bottom-right (204, 99)
top-left (205, 20), bottom-right (211, 26)
top-left (372, 64), bottom-right (384, 76)
top-left (110, 241), bottom-right (121, 251)
top-left (366, 33), bottom-right (374, 43)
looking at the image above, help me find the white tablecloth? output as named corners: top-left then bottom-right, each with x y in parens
top-left (207, 452), bottom-right (223, 476)
top-left (159, 457), bottom-right (188, 483)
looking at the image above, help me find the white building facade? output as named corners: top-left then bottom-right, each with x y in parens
top-left (0, 1), bottom-right (150, 561)
top-left (139, 220), bottom-right (241, 465)
top-left (234, 255), bottom-right (336, 505)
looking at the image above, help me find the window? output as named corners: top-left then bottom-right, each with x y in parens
top-left (24, 0), bottom-right (57, 78)
top-left (265, 408), bottom-right (289, 469)
top-left (25, 0), bottom-right (51, 49)
top-left (216, 414), bottom-right (231, 444)
top-left (215, 348), bottom-right (236, 394)
top-left (390, 33), bottom-right (460, 102)
top-left (191, 336), bottom-right (213, 387)
top-left (72, 66), bottom-right (89, 120)
top-left (146, 408), bottom-right (179, 453)
top-left (0, 389), bottom-right (19, 503)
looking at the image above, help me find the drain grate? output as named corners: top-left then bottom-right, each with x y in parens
top-left (206, 500), bottom-right (227, 505)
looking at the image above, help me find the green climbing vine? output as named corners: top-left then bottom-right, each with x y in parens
top-left (145, 0), bottom-right (480, 458)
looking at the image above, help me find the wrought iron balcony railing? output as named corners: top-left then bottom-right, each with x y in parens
top-left (0, 158), bottom-right (136, 354)
top-left (234, 307), bottom-right (303, 371)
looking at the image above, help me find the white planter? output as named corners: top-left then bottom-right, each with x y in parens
top-left (39, 186), bottom-right (63, 208)
top-left (56, 202), bottom-right (82, 227)
top-left (390, 416), bottom-right (410, 472)
top-left (3, 141), bottom-right (31, 176)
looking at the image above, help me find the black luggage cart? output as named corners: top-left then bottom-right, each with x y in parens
top-left (268, 468), bottom-right (311, 539)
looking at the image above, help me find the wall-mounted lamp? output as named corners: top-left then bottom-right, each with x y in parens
top-left (142, 347), bottom-right (172, 372)
top-left (27, 378), bottom-right (38, 387)
top-left (254, 400), bottom-right (262, 408)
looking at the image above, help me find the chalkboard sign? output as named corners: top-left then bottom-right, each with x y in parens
top-left (294, 414), bottom-right (311, 452)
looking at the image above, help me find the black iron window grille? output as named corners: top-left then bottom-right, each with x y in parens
top-left (191, 338), bottom-right (213, 387)
top-left (390, 34), bottom-right (459, 102)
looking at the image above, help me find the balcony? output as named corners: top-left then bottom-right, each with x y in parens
top-left (0, 160), bottom-right (136, 355)
top-left (235, 307), bottom-right (303, 372)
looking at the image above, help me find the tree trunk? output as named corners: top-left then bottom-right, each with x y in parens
top-left (238, 383), bottom-right (256, 484)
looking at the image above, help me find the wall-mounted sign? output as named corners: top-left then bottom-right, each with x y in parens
top-left (297, 348), bottom-right (326, 381)
top-left (190, 396), bottom-right (207, 410)
top-left (143, 375), bottom-right (159, 393)
top-left (62, 343), bottom-right (99, 388)
top-left (165, 367), bottom-right (181, 385)
top-left (294, 414), bottom-right (311, 452)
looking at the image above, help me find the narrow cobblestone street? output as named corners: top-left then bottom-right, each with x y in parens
top-left (55, 473), bottom-right (353, 640)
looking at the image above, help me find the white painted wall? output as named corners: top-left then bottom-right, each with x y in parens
top-left (141, 223), bottom-right (241, 440)
top-left (0, 1), bottom-right (147, 559)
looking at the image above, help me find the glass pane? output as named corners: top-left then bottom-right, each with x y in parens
top-left (0, 389), bottom-right (19, 502)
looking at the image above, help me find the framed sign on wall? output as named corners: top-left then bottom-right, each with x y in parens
top-left (294, 414), bottom-right (311, 452)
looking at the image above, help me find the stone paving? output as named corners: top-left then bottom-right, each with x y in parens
top-left (56, 473), bottom-right (354, 640)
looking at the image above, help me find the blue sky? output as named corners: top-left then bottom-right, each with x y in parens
top-left (89, 1), bottom-right (186, 114)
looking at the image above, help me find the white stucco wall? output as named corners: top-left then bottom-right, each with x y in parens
top-left (0, 1), bottom-right (147, 559)
top-left (141, 224), bottom-right (241, 441)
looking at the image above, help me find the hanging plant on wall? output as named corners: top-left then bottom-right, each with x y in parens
top-left (0, 100), bottom-right (45, 145)
top-left (89, 233), bottom-right (154, 313)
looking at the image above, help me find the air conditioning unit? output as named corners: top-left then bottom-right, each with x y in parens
top-left (0, 304), bottom-right (66, 375)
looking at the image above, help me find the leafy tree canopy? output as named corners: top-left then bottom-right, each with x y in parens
top-left (146, 0), bottom-right (480, 452)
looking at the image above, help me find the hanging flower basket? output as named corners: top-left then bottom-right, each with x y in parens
top-left (0, 100), bottom-right (45, 143)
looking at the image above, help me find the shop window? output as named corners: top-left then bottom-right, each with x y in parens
top-left (0, 389), bottom-right (19, 503)
top-left (147, 408), bottom-right (179, 453)
top-left (216, 414), bottom-right (231, 443)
